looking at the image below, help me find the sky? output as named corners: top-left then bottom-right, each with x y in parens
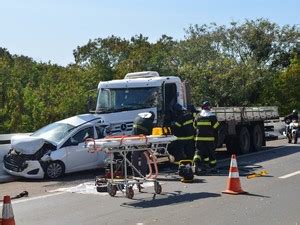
top-left (0, 0), bottom-right (299, 66)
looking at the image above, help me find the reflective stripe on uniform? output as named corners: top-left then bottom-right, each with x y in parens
top-left (195, 137), bottom-right (215, 141)
top-left (183, 120), bottom-right (193, 126)
top-left (177, 135), bottom-right (194, 140)
top-left (213, 122), bottom-right (220, 129)
top-left (210, 160), bottom-right (217, 165)
top-left (197, 121), bottom-right (212, 126)
top-left (175, 122), bottom-right (182, 127)
top-left (193, 155), bottom-right (201, 161)
top-left (204, 157), bottom-right (209, 162)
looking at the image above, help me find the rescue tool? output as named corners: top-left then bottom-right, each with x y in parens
top-left (247, 170), bottom-right (269, 179)
top-left (178, 160), bottom-right (194, 183)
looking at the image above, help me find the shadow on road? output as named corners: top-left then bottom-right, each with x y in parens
top-left (237, 145), bottom-right (300, 171)
top-left (121, 191), bottom-right (221, 208)
top-left (216, 145), bottom-right (300, 177)
top-left (243, 192), bottom-right (270, 198)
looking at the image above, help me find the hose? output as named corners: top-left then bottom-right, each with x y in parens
top-left (0, 191), bottom-right (29, 202)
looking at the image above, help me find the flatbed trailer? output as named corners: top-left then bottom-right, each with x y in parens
top-left (208, 106), bottom-right (279, 154)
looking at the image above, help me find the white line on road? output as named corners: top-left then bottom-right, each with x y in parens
top-left (13, 192), bottom-right (65, 204)
top-left (279, 171), bottom-right (300, 179)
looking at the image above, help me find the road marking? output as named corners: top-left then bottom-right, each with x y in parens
top-left (13, 192), bottom-right (65, 204)
top-left (279, 171), bottom-right (300, 179)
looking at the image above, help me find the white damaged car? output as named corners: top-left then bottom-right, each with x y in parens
top-left (3, 114), bottom-right (109, 179)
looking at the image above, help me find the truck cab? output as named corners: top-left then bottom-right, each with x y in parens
top-left (95, 71), bottom-right (188, 135)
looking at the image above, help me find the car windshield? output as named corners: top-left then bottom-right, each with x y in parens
top-left (31, 123), bottom-right (75, 144)
top-left (96, 87), bottom-right (160, 113)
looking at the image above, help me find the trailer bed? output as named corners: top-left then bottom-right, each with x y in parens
top-left (211, 106), bottom-right (279, 122)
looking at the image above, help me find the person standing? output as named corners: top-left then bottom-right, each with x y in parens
top-left (284, 109), bottom-right (298, 123)
top-left (131, 111), bottom-right (155, 177)
top-left (284, 109), bottom-right (298, 139)
top-left (170, 103), bottom-right (195, 162)
top-left (194, 101), bottom-right (220, 173)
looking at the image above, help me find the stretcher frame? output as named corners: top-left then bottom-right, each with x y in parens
top-left (86, 135), bottom-right (176, 198)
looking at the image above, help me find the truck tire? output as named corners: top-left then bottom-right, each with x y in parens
top-left (251, 124), bottom-right (264, 152)
top-left (217, 124), bottom-right (226, 148)
top-left (238, 127), bottom-right (251, 154)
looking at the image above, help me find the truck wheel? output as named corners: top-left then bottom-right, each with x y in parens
top-left (238, 127), bottom-right (250, 154)
top-left (251, 124), bottom-right (263, 152)
top-left (217, 124), bottom-right (226, 148)
top-left (45, 161), bottom-right (65, 179)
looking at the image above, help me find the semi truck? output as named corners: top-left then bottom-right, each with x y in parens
top-left (94, 71), bottom-right (279, 154)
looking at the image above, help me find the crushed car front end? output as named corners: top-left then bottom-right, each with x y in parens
top-left (3, 140), bottom-right (56, 179)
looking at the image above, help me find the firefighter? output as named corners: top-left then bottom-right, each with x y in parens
top-left (194, 101), bottom-right (220, 174)
top-left (170, 103), bottom-right (195, 162)
top-left (131, 111), bottom-right (155, 177)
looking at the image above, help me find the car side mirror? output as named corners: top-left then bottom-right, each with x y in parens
top-left (86, 89), bottom-right (97, 113)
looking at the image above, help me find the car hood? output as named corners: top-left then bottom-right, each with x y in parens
top-left (11, 135), bottom-right (55, 155)
top-left (59, 114), bottom-right (100, 127)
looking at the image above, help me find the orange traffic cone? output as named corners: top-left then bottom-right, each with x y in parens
top-left (222, 154), bottom-right (247, 195)
top-left (1, 196), bottom-right (15, 225)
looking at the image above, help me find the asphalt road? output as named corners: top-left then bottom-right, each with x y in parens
top-left (1, 139), bottom-right (299, 225)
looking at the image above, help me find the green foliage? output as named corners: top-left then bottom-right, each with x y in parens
top-left (272, 54), bottom-right (300, 115)
top-left (0, 19), bottom-right (299, 133)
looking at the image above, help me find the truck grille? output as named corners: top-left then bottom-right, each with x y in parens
top-left (111, 122), bottom-right (133, 133)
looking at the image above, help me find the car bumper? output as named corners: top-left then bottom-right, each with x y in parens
top-left (3, 160), bottom-right (45, 179)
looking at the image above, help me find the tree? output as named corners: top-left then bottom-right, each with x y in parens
top-left (273, 53), bottom-right (300, 114)
top-left (177, 19), bottom-right (300, 107)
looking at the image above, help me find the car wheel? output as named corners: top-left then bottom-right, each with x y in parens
top-left (45, 161), bottom-right (65, 179)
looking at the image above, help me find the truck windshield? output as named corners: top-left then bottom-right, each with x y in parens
top-left (31, 123), bottom-right (75, 144)
top-left (96, 87), bottom-right (160, 113)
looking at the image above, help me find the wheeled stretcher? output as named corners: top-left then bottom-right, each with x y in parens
top-left (85, 134), bottom-right (177, 198)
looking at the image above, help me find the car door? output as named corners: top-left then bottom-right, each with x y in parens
top-left (63, 126), bottom-right (97, 172)
top-left (94, 125), bottom-right (109, 167)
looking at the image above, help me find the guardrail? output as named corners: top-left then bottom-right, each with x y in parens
top-left (0, 133), bottom-right (32, 145)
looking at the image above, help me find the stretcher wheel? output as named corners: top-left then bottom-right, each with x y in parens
top-left (107, 184), bottom-right (117, 197)
top-left (154, 182), bottom-right (162, 194)
top-left (126, 186), bottom-right (134, 199)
